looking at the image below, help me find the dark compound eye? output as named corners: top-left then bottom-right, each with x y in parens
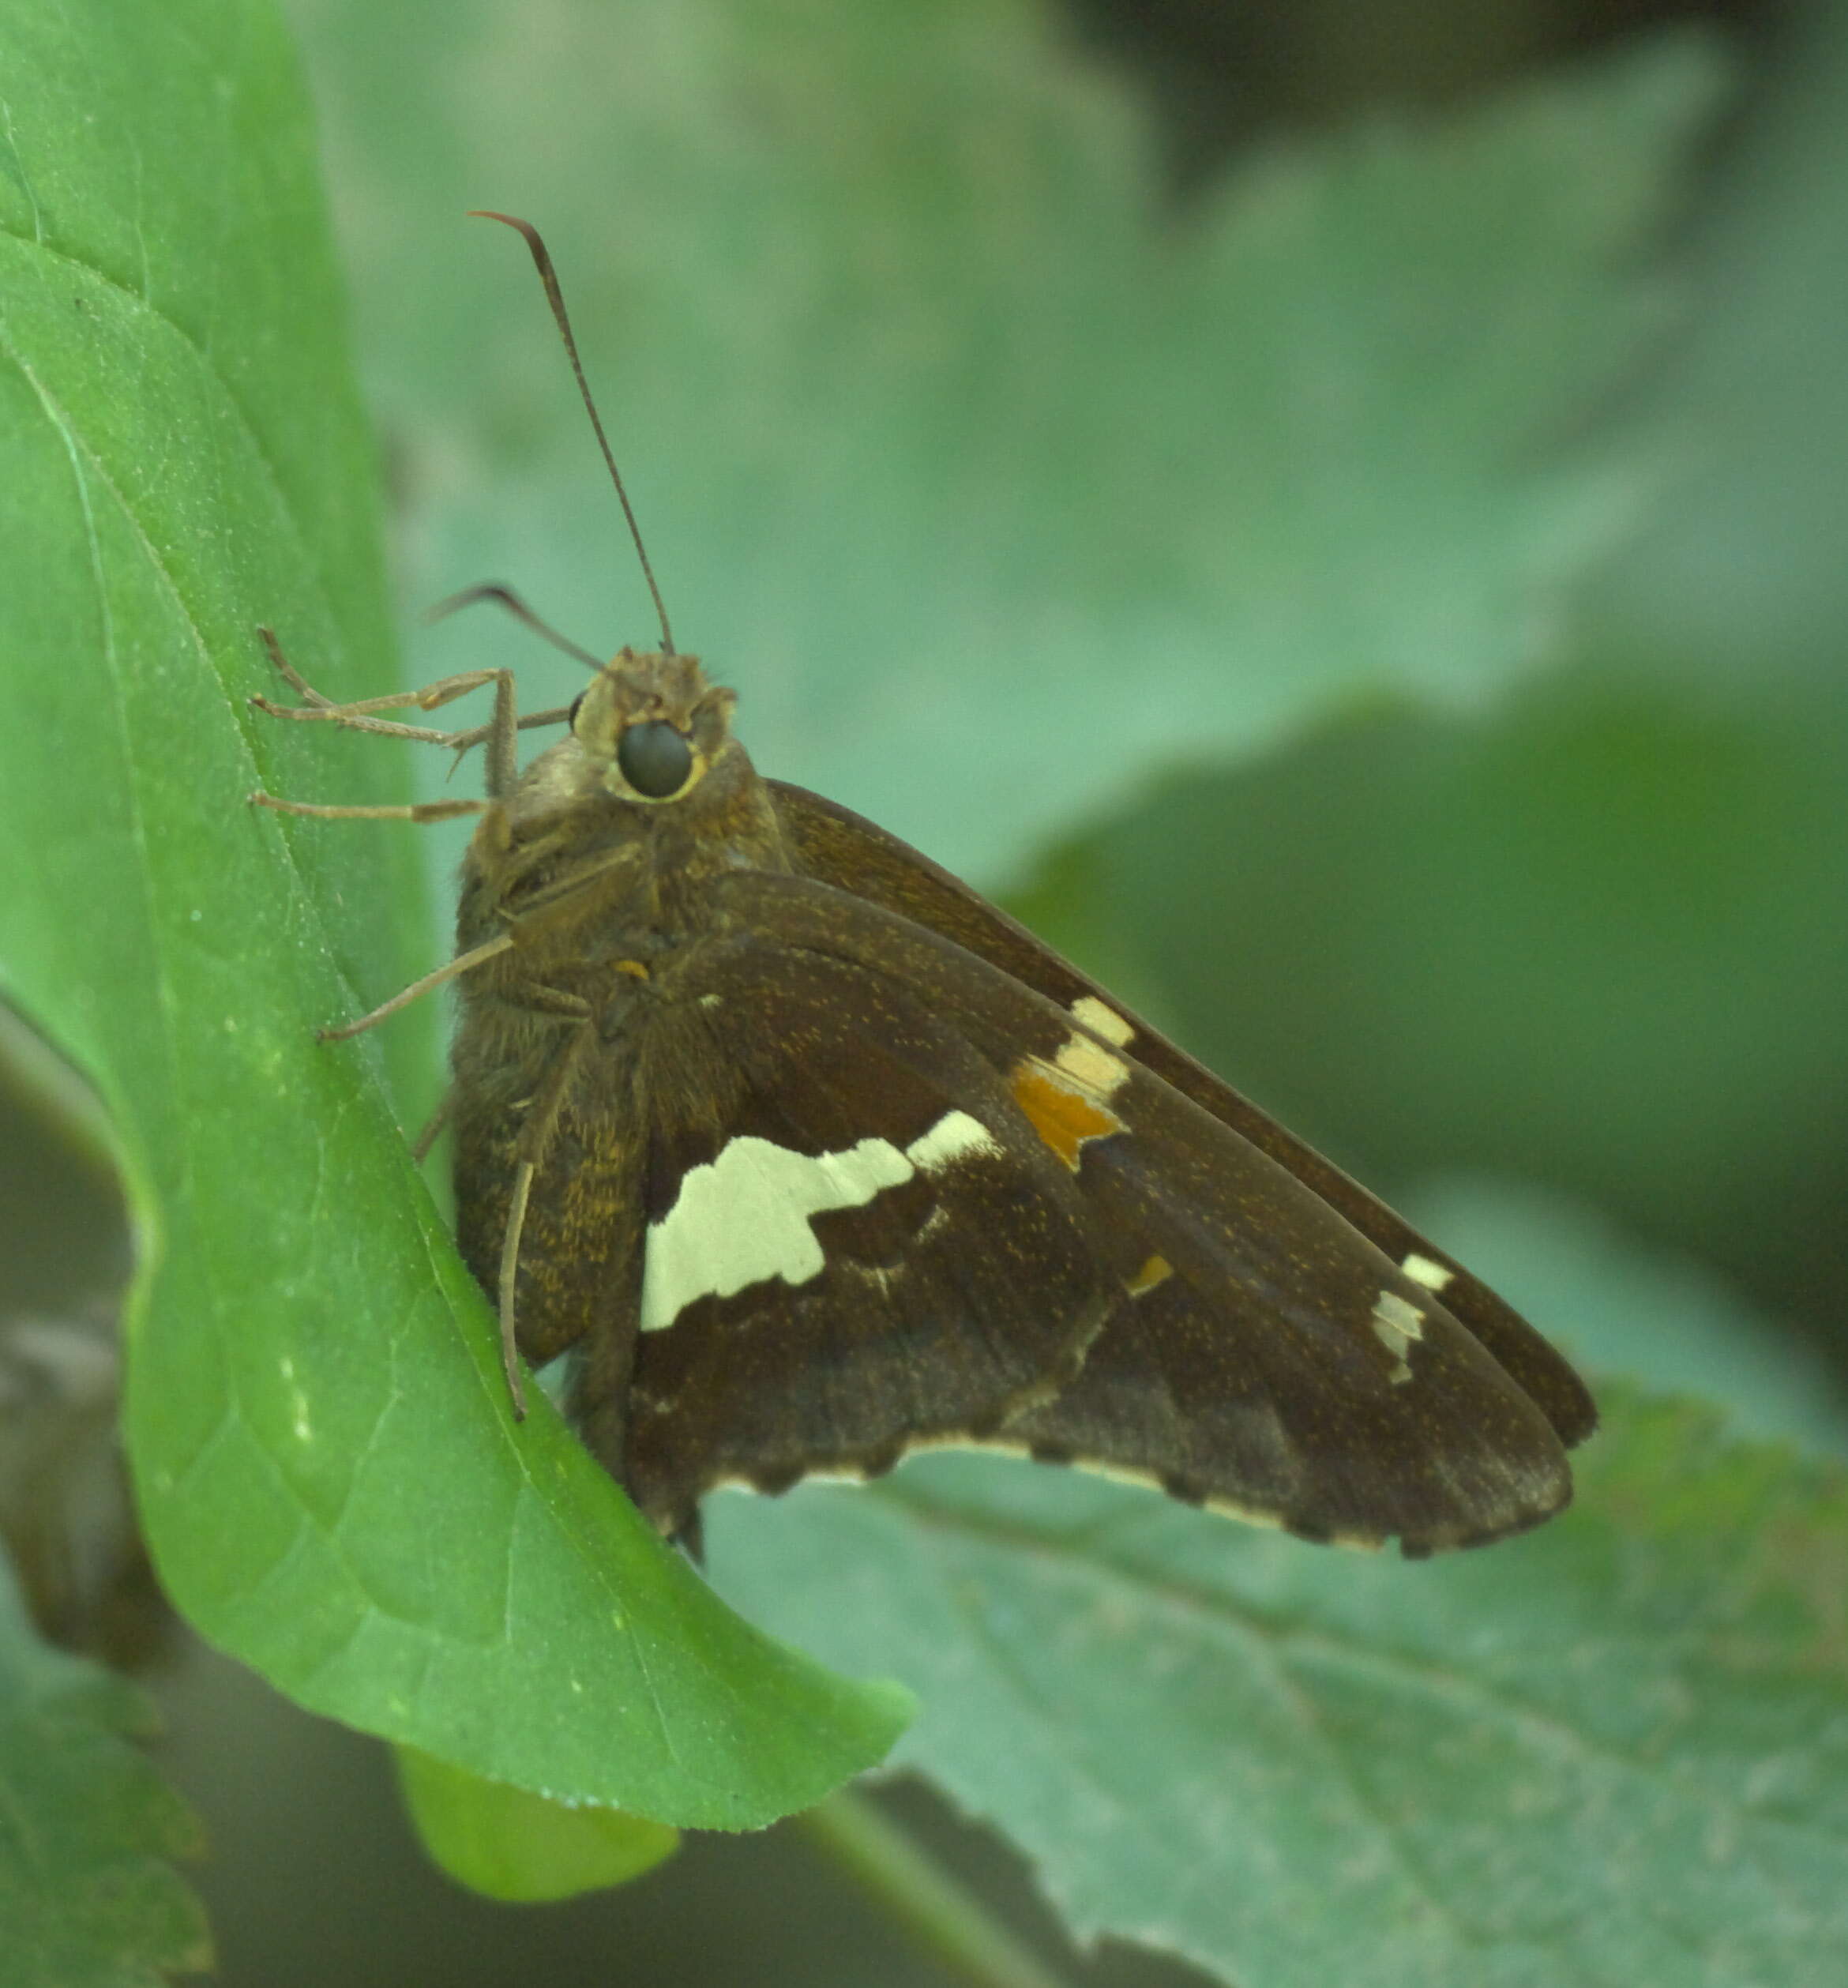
top-left (618, 720), bottom-right (693, 799)
top-left (567, 689), bottom-right (588, 730)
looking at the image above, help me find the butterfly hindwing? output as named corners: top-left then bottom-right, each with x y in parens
top-left (707, 860), bottom-right (1576, 1552)
top-left (615, 935), bottom-right (1117, 1537)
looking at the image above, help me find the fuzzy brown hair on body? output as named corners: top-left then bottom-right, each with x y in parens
top-left (250, 214), bottom-right (1594, 1559)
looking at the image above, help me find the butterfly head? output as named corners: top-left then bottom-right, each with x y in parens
top-left (568, 647), bottom-right (738, 807)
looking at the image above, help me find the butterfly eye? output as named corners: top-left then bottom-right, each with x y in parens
top-left (618, 720), bottom-right (693, 798)
top-left (567, 690), bottom-right (588, 731)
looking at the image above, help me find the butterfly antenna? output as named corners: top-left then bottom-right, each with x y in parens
top-left (426, 582), bottom-right (604, 671)
top-left (470, 211), bottom-right (677, 657)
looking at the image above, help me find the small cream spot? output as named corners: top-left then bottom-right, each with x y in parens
top-left (1124, 1253), bottom-right (1174, 1298)
top-left (1072, 994), bottom-right (1134, 1047)
top-left (907, 1109), bottom-right (1001, 1172)
top-left (1401, 1251), bottom-right (1454, 1292)
top-left (1371, 1288), bottom-right (1425, 1385)
top-left (1374, 1289), bottom-right (1425, 1338)
top-left (1053, 1028), bottom-right (1129, 1098)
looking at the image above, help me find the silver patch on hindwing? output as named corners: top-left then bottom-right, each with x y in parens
top-left (639, 1110), bottom-right (1000, 1332)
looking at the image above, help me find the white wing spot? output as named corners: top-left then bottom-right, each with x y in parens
top-left (1371, 1288), bottom-right (1426, 1386)
top-left (1054, 1028), bottom-right (1129, 1098)
top-left (1071, 994), bottom-right (1134, 1047)
top-left (1401, 1251), bottom-right (1454, 1292)
top-left (640, 1110), bottom-right (997, 1332)
top-left (907, 1108), bottom-right (1000, 1172)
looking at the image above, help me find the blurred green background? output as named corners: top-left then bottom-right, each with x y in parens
top-left (4, 0), bottom-right (1846, 1981)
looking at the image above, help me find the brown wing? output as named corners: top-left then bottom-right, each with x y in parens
top-left (617, 936), bottom-right (1116, 1539)
top-left (770, 780), bottom-right (1596, 1454)
top-left (700, 869), bottom-right (1578, 1554)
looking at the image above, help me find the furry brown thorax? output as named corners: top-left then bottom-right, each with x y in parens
top-left (459, 648), bottom-right (794, 959)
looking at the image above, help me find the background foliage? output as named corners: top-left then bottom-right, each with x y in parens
top-left (2, 0), bottom-right (1846, 1984)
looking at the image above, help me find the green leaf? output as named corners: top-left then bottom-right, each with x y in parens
top-left (290, 0), bottom-right (1728, 883)
top-left (0, 1555), bottom-right (208, 1987)
top-left (0, 0), bottom-right (907, 1831)
top-left (393, 1746), bottom-right (679, 1902)
top-left (712, 1388), bottom-right (1848, 1988)
top-left (1400, 1177), bottom-right (1848, 1458)
top-left (1593, 0), bottom-right (1848, 690)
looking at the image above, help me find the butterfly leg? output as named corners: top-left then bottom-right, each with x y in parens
top-left (249, 791), bottom-right (486, 825)
top-left (314, 933), bottom-right (517, 1042)
top-left (250, 625), bottom-right (568, 799)
top-left (247, 627), bottom-right (508, 817)
top-left (411, 1086), bottom-right (456, 1165)
top-left (492, 1009), bottom-right (596, 1419)
top-left (252, 622), bottom-right (512, 738)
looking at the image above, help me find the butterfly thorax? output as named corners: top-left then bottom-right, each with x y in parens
top-left (447, 648), bottom-right (798, 1381)
top-left (456, 647), bottom-right (792, 994)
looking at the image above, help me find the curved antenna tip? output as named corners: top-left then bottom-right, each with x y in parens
top-left (470, 212), bottom-right (677, 657)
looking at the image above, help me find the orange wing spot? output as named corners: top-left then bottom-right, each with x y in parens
top-left (1010, 1059), bottom-right (1125, 1171)
top-left (1125, 1253), bottom-right (1173, 1298)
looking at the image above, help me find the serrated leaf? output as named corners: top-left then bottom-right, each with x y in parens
top-left (290, 0), bottom-right (1728, 881)
top-left (712, 1389), bottom-right (1848, 1988)
top-left (0, 1555), bottom-right (208, 1987)
top-left (0, 0), bottom-right (907, 1831)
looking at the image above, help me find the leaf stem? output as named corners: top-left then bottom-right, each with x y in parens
top-left (794, 1783), bottom-right (1077, 1988)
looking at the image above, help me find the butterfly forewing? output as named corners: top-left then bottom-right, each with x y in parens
top-left (704, 863), bottom-right (1576, 1552)
top-left (770, 780), bottom-right (1596, 1456)
top-left (997, 1065), bottom-right (1572, 1553)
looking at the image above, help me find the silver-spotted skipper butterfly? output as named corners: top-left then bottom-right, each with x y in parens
top-left (253, 215), bottom-right (1594, 1561)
